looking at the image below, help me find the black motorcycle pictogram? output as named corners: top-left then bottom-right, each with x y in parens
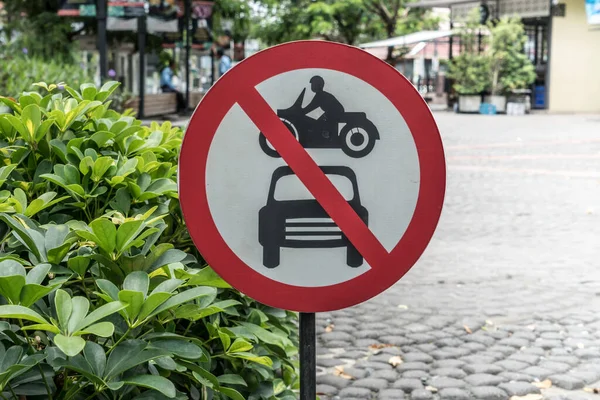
top-left (259, 76), bottom-right (380, 159)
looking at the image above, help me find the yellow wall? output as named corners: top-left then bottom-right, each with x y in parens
top-left (549, 0), bottom-right (600, 113)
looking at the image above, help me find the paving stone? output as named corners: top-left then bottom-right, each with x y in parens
top-left (495, 359), bottom-right (528, 372)
top-left (355, 339), bottom-right (382, 347)
top-left (403, 353), bottom-right (435, 363)
top-left (416, 344), bottom-right (439, 353)
top-left (470, 386), bottom-right (508, 400)
top-left (438, 388), bottom-right (471, 400)
top-left (338, 387), bottom-right (375, 398)
top-left (406, 323), bottom-right (432, 333)
top-left (548, 374), bottom-right (585, 390)
top-left (363, 322), bottom-right (392, 331)
top-left (430, 368), bottom-right (467, 379)
top-left (461, 342), bottom-right (488, 352)
top-left (317, 374), bottom-right (353, 389)
top-left (535, 339), bottom-right (562, 349)
top-left (466, 334), bottom-right (496, 346)
top-left (371, 369), bottom-right (400, 382)
top-left (498, 382), bottom-right (540, 397)
top-left (379, 347), bottom-right (402, 356)
top-left (378, 388), bottom-right (406, 399)
top-left (568, 369), bottom-right (600, 383)
top-left (393, 378), bottom-right (424, 392)
top-left (317, 358), bottom-right (345, 368)
top-left (549, 348), bottom-right (571, 356)
top-left (403, 370), bottom-right (430, 379)
top-left (355, 330), bottom-right (385, 339)
top-left (343, 367), bottom-right (369, 379)
top-left (574, 348), bottom-right (600, 359)
top-left (434, 360), bottom-right (466, 369)
top-left (327, 340), bottom-right (352, 348)
top-left (540, 332), bottom-right (564, 340)
top-left (406, 333), bottom-right (437, 344)
top-left (431, 350), bottom-right (462, 360)
top-left (498, 337), bottom-right (530, 348)
top-left (522, 347), bottom-right (546, 355)
top-left (436, 338), bottom-right (465, 348)
top-left (460, 355), bottom-right (498, 365)
top-left (547, 355), bottom-right (579, 366)
top-left (380, 336), bottom-right (413, 346)
top-left (521, 366), bottom-right (553, 379)
top-left (428, 377), bottom-right (467, 389)
top-left (322, 331), bottom-right (355, 342)
top-left (498, 372), bottom-right (534, 382)
top-left (536, 324), bottom-right (562, 333)
top-left (479, 351), bottom-right (505, 361)
top-left (512, 331), bottom-right (537, 341)
top-left (463, 364), bottom-right (504, 375)
top-left (507, 353), bottom-right (540, 365)
top-left (398, 362), bottom-right (431, 372)
top-left (465, 373), bottom-right (508, 387)
top-left (538, 361), bottom-right (571, 373)
top-left (316, 384), bottom-right (338, 396)
top-left (411, 389), bottom-right (433, 400)
top-left (352, 378), bottom-right (389, 391)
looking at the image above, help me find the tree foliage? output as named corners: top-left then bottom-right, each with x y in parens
top-left (253, 0), bottom-right (440, 56)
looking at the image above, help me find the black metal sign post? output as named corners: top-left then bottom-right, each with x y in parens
top-left (137, 14), bottom-right (146, 119)
top-left (97, 0), bottom-right (108, 82)
top-left (299, 312), bottom-right (316, 400)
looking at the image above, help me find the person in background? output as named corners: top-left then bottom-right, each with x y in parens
top-left (160, 60), bottom-right (186, 114)
top-left (217, 48), bottom-right (232, 76)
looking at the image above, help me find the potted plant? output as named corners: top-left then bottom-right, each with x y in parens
top-left (447, 8), bottom-right (490, 113)
top-left (485, 16), bottom-right (536, 113)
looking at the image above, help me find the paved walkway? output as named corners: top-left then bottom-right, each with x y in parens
top-left (315, 113), bottom-right (600, 400)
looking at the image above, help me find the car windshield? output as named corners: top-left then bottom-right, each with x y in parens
top-left (274, 174), bottom-right (354, 201)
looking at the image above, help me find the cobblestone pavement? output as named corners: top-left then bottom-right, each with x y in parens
top-left (315, 113), bottom-right (600, 400)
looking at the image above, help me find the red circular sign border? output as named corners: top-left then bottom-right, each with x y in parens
top-left (179, 41), bottom-right (446, 312)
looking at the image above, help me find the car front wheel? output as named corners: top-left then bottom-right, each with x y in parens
top-left (263, 246), bottom-right (280, 269)
top-left (346, 245), bottom-right (363, 268)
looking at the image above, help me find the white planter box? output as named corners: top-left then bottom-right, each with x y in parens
top-left (458, 95), bottom-right (481, 113)
top-left (484, 95), bottom-right (507, 113)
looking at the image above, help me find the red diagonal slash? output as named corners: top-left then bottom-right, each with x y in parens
top-left (238, 87), bottom-right (390, 268)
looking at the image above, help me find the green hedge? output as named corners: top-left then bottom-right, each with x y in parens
top-left (0, 82), bottom-right (298, 400)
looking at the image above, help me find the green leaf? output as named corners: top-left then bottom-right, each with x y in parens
top-left (55, 289), bottom-right (72, 330)
top-left (230, 352), bottom-right (273, 367)
top-left (218, 387), bottom-right (246, 400)
top-left (219, 331), bottom-right (231, 352)
top-left (26, 263), bottom-right (51, 285)
top-left (150, 340), bottom-right (203, 360)
top-left (0, 275), bottom-right (25, 304)
top-left (21, 104), bottom-right (41, 141)
top-left (13, 188), bottom-right (27, 214)
top-left (75, 321), bottom-right (114, 337)
top-left (89, 218), bottom-right (116, 254)
top-left (217, 374), bottom-right (248, 388)
top-left (0, 164), bottom-right (16, 188)
top-left (67, 256), bottom-right (91, 277)
top-left (149, 287), bottom-right (217, 318)
top-left (92, 156), bottom-right (114, 181)
top-left (90, 131), bottom-right (115, 147)
top-left (0, 305), bottom-right (49, 324)
top-left (20, 284), bottom-right (54, 307)
top-left (66, 296), bottom-right (89, 334)
top-left (137, 292), bottom-right (172, 322)
top-left (83, 341), bottom-right (106, 377)
top-left (122, 271), bottom-right (149, 294)
top-left (25, 195), bottom-right (70, 218)
top-left (116, 220), bottom-right (145, 253)
top-left (105, 340), bottom-right (170, 379)
top-left (74, 301), bottom-right (126, 332)
top-left (80, 83), bottom-right (98, 101)
top-left (54, 334), bottom-right (86, 357)
top-left (96, 81), bottom-right (121, 102)
top-left (118, 290), bottom-right (144, 322)
top-left (95, 279), bottom-right (119, 301)
top-left (227, 338), bottom-right (253, 354)
top-left (180, 267), bottom-right (231, 288)
top-left (21, 323), bottom-right (60, 334)
top-left (123, 375), bottom-right (176, 398)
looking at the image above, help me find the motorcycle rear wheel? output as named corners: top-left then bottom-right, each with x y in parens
top-left (340, 123), bottom-right (377, 158)
top-left (259, 119), bottom-right (298, 158)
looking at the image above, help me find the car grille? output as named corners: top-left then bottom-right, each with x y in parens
top-left (285, 218), bottom-right (341, 240)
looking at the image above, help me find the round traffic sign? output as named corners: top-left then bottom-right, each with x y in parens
top-left (179, 41), bottom-right (446, 312)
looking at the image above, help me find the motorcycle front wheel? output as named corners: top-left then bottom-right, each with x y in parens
top-left (340, 122), bottom-right (377, 158)
top-left (259, 119), bottom-right (298, 158)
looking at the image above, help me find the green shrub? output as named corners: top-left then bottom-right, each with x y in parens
top-left (0, 55), bottom-right (93, 99)
top-left (0, 82), bottom-right (299, 400)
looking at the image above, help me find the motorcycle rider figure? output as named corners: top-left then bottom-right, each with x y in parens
top-left (302, 76), bottom-right (345, 139)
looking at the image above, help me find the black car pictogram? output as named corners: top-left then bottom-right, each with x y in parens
top-left (259, 76), bottom-right (380, 159)
top-left (258, 166), bottom-right (368, 269)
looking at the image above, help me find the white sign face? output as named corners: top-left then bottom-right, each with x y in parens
top-left (204, 68), bottom-right (420, 287)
